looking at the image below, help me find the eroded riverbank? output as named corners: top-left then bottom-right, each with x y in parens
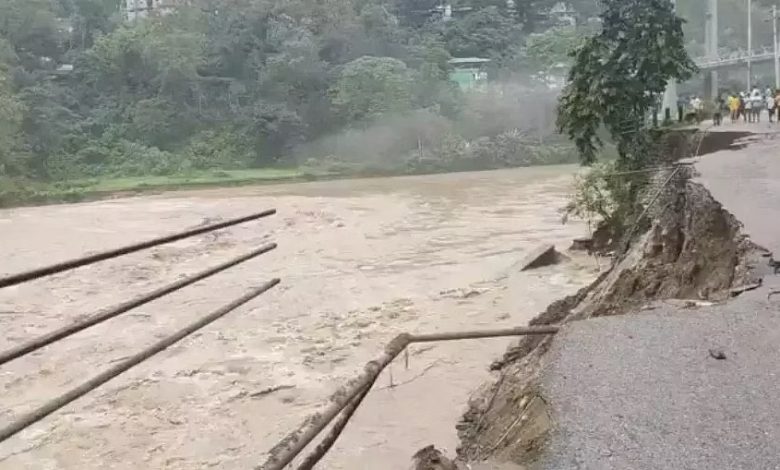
top-left (454, 129), bottom-right (780, 470)
top-left (0, 166), bottom-right (597, 469)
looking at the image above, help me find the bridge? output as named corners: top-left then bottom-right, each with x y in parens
top-left (663, 0), bottom-right (779, 114)
top-left (695, 47), bottom-right (776, 71)
top-left (660, 46), bottom-right (777, 119)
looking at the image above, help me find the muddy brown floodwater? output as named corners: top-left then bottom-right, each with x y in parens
top-left (0, 166), bottom-right (597, 470)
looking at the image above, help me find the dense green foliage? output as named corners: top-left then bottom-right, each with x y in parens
top-left (0, 0), bottom-right (626, 200)
top-left (3, 0), bottom-right (756, 208)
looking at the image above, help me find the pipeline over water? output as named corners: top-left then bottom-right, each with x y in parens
top-left (259, 326), bottom-right (560, 470)
top-left (0, 279), bottom-right (281, 443)
top-left (0, 209), bottom-right (276, 288)
top-left (0, 244), bottom-right (277, 366)
top-left (0, 209), bottom-right (280, 449)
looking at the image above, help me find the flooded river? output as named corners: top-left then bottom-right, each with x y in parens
top-left (0, 166), bottom-right (597, 469)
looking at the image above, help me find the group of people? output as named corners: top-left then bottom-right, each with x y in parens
top-left (721, 88), bottom-right (780, 124)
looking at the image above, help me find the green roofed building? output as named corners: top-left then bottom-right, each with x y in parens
top-left (448, 57), bottom-right (490, 91)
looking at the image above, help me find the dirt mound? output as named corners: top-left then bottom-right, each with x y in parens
top-left (455, 169), bottom-right (761, 466)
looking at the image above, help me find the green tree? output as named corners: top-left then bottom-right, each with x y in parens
top-left (85, 13), bottom-right (205, 104)
top-left (331, 56), bottom-right (413, 122)
top-left (0, 0), bottom-right (590, 190)
top-left (58, 0), bottom-right (120, 50)
top-left (557, 0), bottom-right (697, 166)
top-left (523, 25), bottom-right (590, 81)
top-left (511, 0), bottom-right (559, 31)
top-left (0, 0), bottom-right (65, 65)
top-left (0, 67), bottom-right (25, 176)
top-left (443, 6), bottom-right (523, 59)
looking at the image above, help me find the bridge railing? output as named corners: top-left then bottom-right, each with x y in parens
top-left (695, 46), bottom-right (775, 70)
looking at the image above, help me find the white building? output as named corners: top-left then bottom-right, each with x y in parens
top-left (125, 0), bottom-right (179, 21)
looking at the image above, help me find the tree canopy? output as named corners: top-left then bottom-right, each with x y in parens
top-left (331, 56), bottom-right (414, 122)
top-left (0, 0), bottom-right (727, 197)
top-left (0, 0), bottom-right (596, 185)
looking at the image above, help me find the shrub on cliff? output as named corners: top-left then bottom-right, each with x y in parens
top-left (557, 0), bottom-right (697, 241)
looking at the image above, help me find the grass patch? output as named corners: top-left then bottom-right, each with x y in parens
top-left (0, 168), bottom-right (310, 208)
top-left (73, 168), bottom-right (305, 193)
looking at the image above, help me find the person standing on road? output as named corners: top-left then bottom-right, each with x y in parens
top-left (690, 96), bottom-right (703, 123)
top-left (729, 94), bottom-right (740, 122)
top-left (714, 96), bottom-right (725, 126)
top-left (677, 95), bottom-right (686, 122)
top-left (745, 92), bottom-right (754, 122)
top-left (767, 93), bottom-right (776, 123)
top-left (751, 88), bottom-right (763, 123)
top-left (739, 92), bottom-right (747, 122)
top-left (775, 91), bottom-right (780, 122)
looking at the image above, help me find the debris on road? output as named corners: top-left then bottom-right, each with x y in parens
top-left (708, 348), bottom-right (727, 360)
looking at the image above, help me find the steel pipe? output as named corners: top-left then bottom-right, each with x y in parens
top-left (0, 209), bottom-right (276, 288)
top-left (0, 243), bottom-right (277, 367)
top-left (0, 278), bottom-right (280, 443)
top-left (258, 325), bottom-right (559, 470)
top-left (411, 326), bottom-right (560, 343)
top-left (295, 379), bottom-right (377, 470)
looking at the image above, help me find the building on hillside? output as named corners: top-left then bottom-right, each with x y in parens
top-left (448, 57), bottom-right (490, 91)
top-left (436, 4), bottom-right (474, 21)
top-left (550, 2), bottom-right (577, 26)
top-left (125, 0), bottom-right (181, 21)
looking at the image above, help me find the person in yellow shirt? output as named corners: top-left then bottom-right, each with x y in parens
top-left (728, 94), bottom-right (739, 123)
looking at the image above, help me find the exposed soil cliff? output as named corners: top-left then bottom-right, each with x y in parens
top-left (454, 164), bottom-right (763, 468)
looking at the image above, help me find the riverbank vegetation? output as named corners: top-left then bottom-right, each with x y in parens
top-left (0, 0), bottom-right (752, 207)
top-left (557, 0), bottom-right (696, 245)
top-left (0, 0), bottom-right (606, 206)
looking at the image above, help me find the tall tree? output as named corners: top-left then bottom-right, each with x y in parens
top-left (523, 25), bottom-right (590, 81)
top-left (443, 6), bottom-right (523, 59)
top-left (0, 0), bottom-right (65, 67)
top-left (0, 0), bottom-right (580, 183)
top-left (0, 51), bottom-right (25, 176)
top-left (58, 0), bottom-right (120, 50)
top-left (511, 0), bottom-right (559, 31)
top-left (331, 55), bottom-right (413, 122)
top-left (556, 0), bottom-right (697, 166)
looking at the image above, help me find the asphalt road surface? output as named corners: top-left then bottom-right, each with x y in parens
top-left (536, 126), bottom-right (780, 469)
top-left (695, 126), bottom-right (780, 256)
top-left (540, 297), bottom-right (780, 470)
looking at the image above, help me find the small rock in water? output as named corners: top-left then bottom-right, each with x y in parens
top-left (709, 348), bottom-right (727, 360)
top-left (518, 244), bottom-right (560, 271)
top-left (411, 445), bottom-right (458, 470)
top-left (570, 237), bottom-right (594, 252)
